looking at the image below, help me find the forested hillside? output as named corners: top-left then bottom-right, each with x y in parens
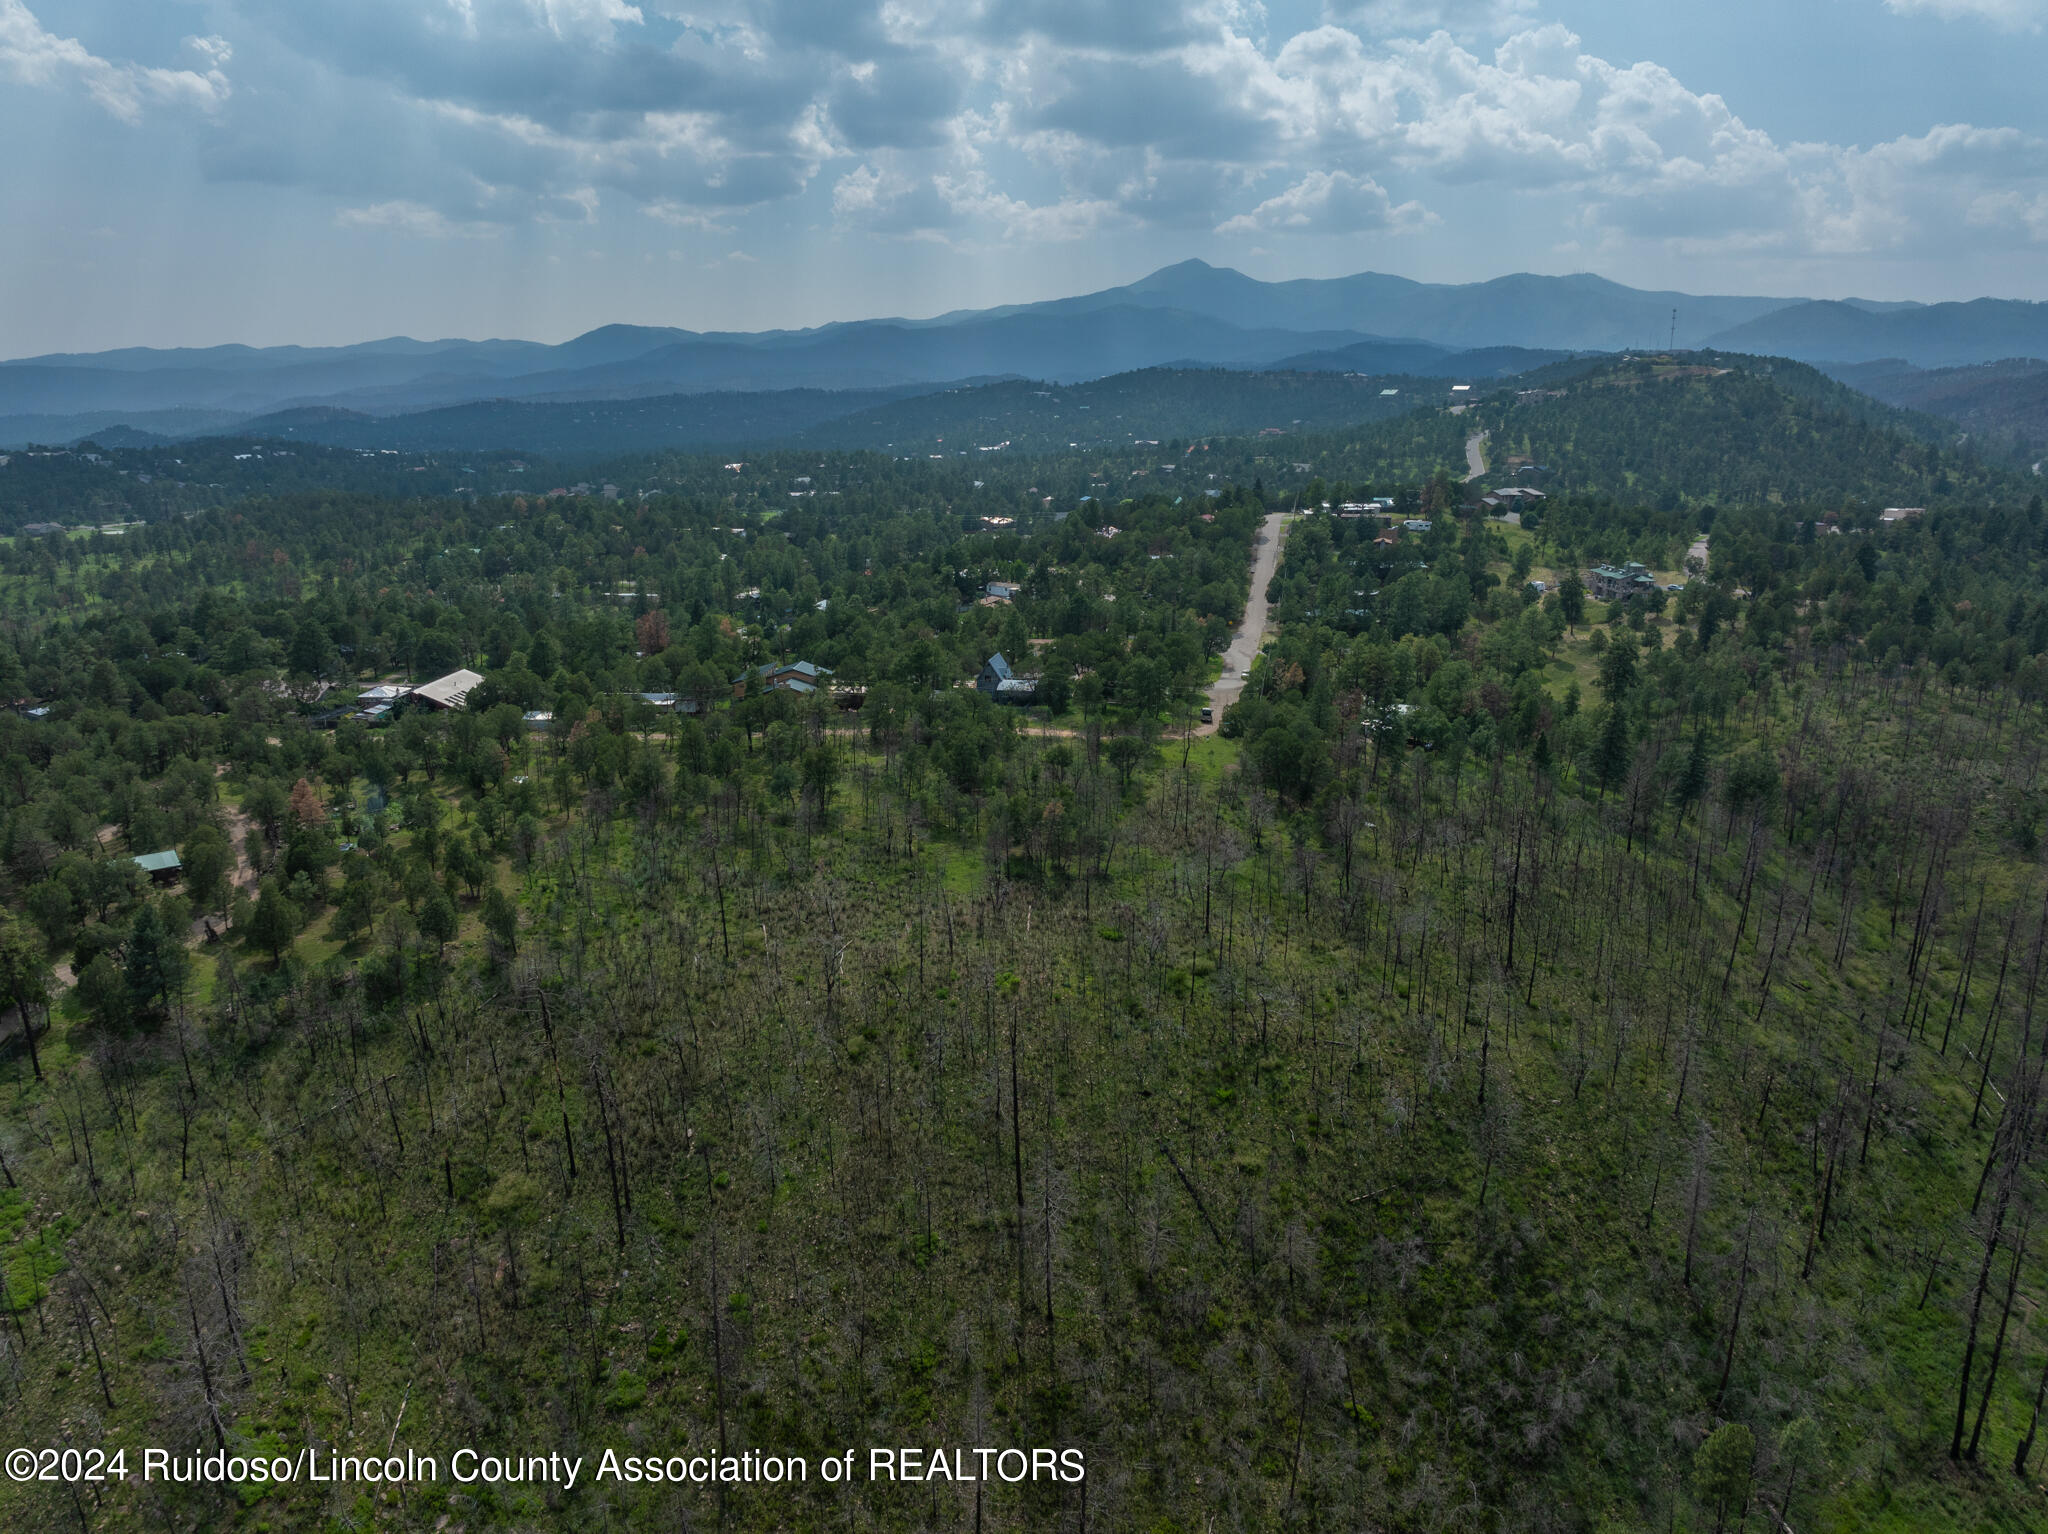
top-left (2, 377), bottom-right (2048, 1531)
top-left (1466, 357), bottom-right (2022, 508)
top-left (1828, 359), bottom-right (2048, 465)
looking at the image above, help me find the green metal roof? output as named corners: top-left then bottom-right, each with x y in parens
top-left (132, 850), bottom-right (182, 873)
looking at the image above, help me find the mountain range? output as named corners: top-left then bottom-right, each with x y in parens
top-left (1, 261), bottom-right (2043, 452)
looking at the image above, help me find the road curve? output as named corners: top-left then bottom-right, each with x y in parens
top-left (1463, 429), bottom-right (1489, 482)
top-left (1198, 509), bottom-right (1292, 735)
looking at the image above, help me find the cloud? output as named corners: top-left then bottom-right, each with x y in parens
top-left (1884, 0), bottom-right (2044, 27)
top-left (334, 200), bottom-right (502, 238)
top-left (11, 0), bottom-right (2045, 274)
top-left (1323, 0), bottom-right (1538, 38)
top-left (0, 1), bottom-right (230, 121)
top-left (831, 161), bottom-right (959, 233)
top-left (1216, 170), bottom-right (1433, 234)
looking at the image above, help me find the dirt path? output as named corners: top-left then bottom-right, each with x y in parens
top-left (1464, 429), bottom-right (1489, 482)
top-left (1199, 510), bottom-right (1293, 735)
top-left (186, 798), bottom-right (262, 945)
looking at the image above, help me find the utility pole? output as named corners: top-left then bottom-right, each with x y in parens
top-left (1669, 307), bottom-right (1677, 352)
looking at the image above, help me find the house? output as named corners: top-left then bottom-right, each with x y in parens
top-left (1483, 487), bottom-right (1547, 513)
top-left (407, 668), bottom-right (485, 710)
top-left (1880, 507), bottom-right (1926, 523)
top-left (1097, 525), bottom-right (1120, 538)
top-left (985, 580), bottom-right (1022, 601)
top-left (632, 692), bottom-right (703, 715)
top-left (357, 683), bottom-right (408, 704)
top-left (1589, 562), bottom-right (1660, 603)
top-left (977, 653), bottom-right (1039, 703)
top-left (734, 660), bottom-right (833, 697)
top-left (977, 652), bottom-right (1015, 694)
top-left (133, 850), bottom-right (182, 885)
top-left (20, 521), bottom-right (62, 537)
top-left (979, 515), bottom-right (1016, 532)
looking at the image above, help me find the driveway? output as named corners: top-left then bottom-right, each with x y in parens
top-left (1199, 509), bottom-right (1292, 735)
top-left (1464, 430), bottom-right (1489, 482)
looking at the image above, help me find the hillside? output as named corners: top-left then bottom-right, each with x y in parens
top-left (1827, 359), bottom-right (2048, 463)
top-left (795, 368), bottom-right (1465, 454)
top-left (13, 368), bottom-right (1490, 462)
top-left (6, 457), bottom-right (2048, 1531)
top-left (223, 384), bottom-right (948, 457)
top-left (1466, 356), bottom-right (2022, 507)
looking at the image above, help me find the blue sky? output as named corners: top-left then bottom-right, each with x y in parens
top-left (3, 0), bottom-right (2044, 353)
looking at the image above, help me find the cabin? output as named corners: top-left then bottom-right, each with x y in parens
top-left (133, 850), bottom-right (182, 886)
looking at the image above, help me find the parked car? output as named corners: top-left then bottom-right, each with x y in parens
top-left (1200, 706), bottom-right (1214, 724)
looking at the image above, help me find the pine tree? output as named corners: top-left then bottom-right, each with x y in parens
top-left (123, 902), bottom-right (186, 1020)
top-left (1592, 704), bottom-right (1632, 795)
top-left (1675, 728), bottom-right (1710, 816)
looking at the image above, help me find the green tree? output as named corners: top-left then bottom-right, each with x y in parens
top-left (181, 827), bottom-right (233, 917)
top-left (1104, 733), bottom-right (1148, 792)
top-left (246, 888), bottom-right (300, 966)
top-left (800, 745), bottom-right (841, 822)
top-left (241, 780), bottom-right (289, 849)
top-left (0, 916), bottom-right (49, 1080)
top-left (123, 902), bottom-right (187, 1020)
top-left (1777, 1416), bottom-right (1821, 1526)
top-left (1558, 571), bottom-right (1586, 633)
top-left (332, 867), bottom-right (385, 945)
top-left (1591, 704), bottom-right (1632, 795)
top-left (482, 886), bottom-right (519, 957)
top-left (446, 837), bottom-right (488, 901)
top-left (420, 892), bottom-right (459, 956)
top-left (1674, 728), bottom-right (1711, 816)
top-left (1693, 1421), bottom-right (1755, 1533)
top-left (1597, 634), bottom-right (1638, 701)
top-left (76, 953), bottom-right (131, 1032)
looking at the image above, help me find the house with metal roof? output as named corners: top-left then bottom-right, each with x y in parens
top-left (977, 653), bottom-right (1038, 703)
top-left (1588, 562), bottom-right (1660, 603)
top-left (133, 850), bottom-right (183, 884)
top-left (733, 660), bottom-right (834, 697)
top-left (408, 668), bottom-right (485, 710)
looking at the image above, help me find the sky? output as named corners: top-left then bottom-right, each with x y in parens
top-left (2, 0), bottom-right (2045, 354)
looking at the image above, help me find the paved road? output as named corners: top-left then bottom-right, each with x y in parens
top-left (1199, 510), bottom-right (1292, 735)
top-left (1464, 429), bottom-right (1489, 482)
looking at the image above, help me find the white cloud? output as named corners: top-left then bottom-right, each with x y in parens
top-left (9, 0), bottom-right (2042, 274)
top-left (1884, 0), bottom-right (2044, 28)
top-left (334, 200), bottom-right (502, 238)
top-left (1216, 170), bottom-right (1432, 234)
top-left (0, 0), bottom-right (230, 122)
top-left (1323, 0), bottom-right (1537, 38)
